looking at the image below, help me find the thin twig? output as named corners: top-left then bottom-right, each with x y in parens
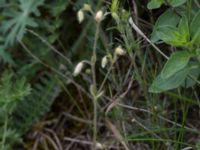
top-left (62, 112), bottom-right (103, 126)
top-left (40, 132), bottom-right (60, 150)
top-left (91, 22), bottom-right (100, 150)
top-left (45, 128), bottom-right (63, 150)
top-left (128, 17), bottom-right (169, 59)
top-left (131, 0), bottom-right (139, 40)
top-left (64, 137), bottom-right (93, 146)
top-left (18, 40), bottom-right (69, 79)
top-left (116, 103), bottom-right (199, 133)
top-left (27, 29), bottom-right (72, 65)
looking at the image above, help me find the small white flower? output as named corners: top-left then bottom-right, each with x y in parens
top-left (95, 10), bottom-right (104, 23)
top-left (73, 62), bottom-right (84, 76)
top-left (101, 56), bottom-right (108, 68)
top-left (77, 9), bottom-right (84, 23)
top-left (115, 46), bottom-right (126, 56)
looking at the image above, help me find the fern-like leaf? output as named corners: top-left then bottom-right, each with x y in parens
top-left (12, 72), bottom-right (61, 133)
top-left (1, 0), bottom-right (44, 46)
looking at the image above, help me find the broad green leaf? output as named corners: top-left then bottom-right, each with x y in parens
top-left (154, 16), bottom-right (189, 46)
top-left (147, 0), bottom-right (186, 9)
top-left (178, 16), bottom-right (190, 42)
top-left (147, 0), bottom-right (164, 9)
top-left (151, 10), bottom-right (180, 42)
top-left (190, 10), bottom-right (200, 46)
top-left (156, 26), bottom-right (188, 46)
top-left (149, 67), bottom-right (190, 93)
top-left (161, 51), bottom-right (192, 79)
top-left (168, 0), bottom-right (187, 7)
top-left (191, 30), bottom-right (200, 46)
top-left (190, 10), bottom-right (200, 37)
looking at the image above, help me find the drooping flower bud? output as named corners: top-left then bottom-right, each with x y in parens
top-left (77, 9), bottom-right (84, 23)
top-left (73, 62), bottom-right (84, 76)
top-left (95, 142), bottom-right (104, 149)
top-left (114, 46), bottom-right (126, 56)
top-left (95, 10), bottom-right (104, 23)
top-left (101, 56), bottom-right (108, 68)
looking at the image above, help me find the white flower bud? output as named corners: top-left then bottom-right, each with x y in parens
top-left (115, 46), bottom-right (126, 56)
top-left (95, 142), bottom-right (104, 149)
top-left (95, 10), bottom-right (104, 23)
top-left (101, 56), bottom-right (108, 68)
top-left (77, 9), bottom-right (84, 23)
top-left (73, 62), bottom-right (84, 76)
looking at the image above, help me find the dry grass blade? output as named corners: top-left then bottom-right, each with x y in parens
top-left (105, 118), bottom-right (130, 150)
top-left (128, 17), bottom-right (169, 59)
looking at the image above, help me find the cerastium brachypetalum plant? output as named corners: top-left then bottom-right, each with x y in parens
top-left (75, 6), bottom-right (105, 150)
top-left (74, 3), bottom-right (130, 149)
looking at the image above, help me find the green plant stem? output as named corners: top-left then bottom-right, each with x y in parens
top-left (91, 23), bottom-right (100, 150)
top-left (27, 29), bottom-right (72, 65)
top-left (91, 23), bottom-right (100, 89)
top-left (98, 58), bottom-right (115, 93)
top-left (92, 96), bottom-right (98, 150)
top-left (187, 0), bottom-right (192, 21)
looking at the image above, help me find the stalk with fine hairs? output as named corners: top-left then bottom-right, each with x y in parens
top-left (91, 23), bottom-right (100, 150)
top-left (91, 10), bottom-right (103, 150)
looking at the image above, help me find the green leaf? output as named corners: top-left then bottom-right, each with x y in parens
top-left (151, 10), bottom-right (180, 42)
top-left (178, 16), bottom-right (190, 42)
top-left (190, 10), bottom-right (200, 46)
top-left (161, 51), bottom-right (192, 79)
top-left (0, 36), bottom-right (14, 64)
top-left (147, 0), bottom-right (164, 9)
top-left (156, 26), bottom-right (188, 46)
top-left (0, 46), bottom-right (14, 64)
top-left (153, 15), bottom-right (189, 46)
top-left (1, 0), bottom-right (44, 46)
top-left (168, 0), bottom-right (187, 7)
top-left (149, 67), bottom-right (190, 93)
top-left (147, 0), bottom-right (186, 9)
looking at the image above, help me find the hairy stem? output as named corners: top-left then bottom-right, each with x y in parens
top-left (91, 23), bottom-right (100, 150)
